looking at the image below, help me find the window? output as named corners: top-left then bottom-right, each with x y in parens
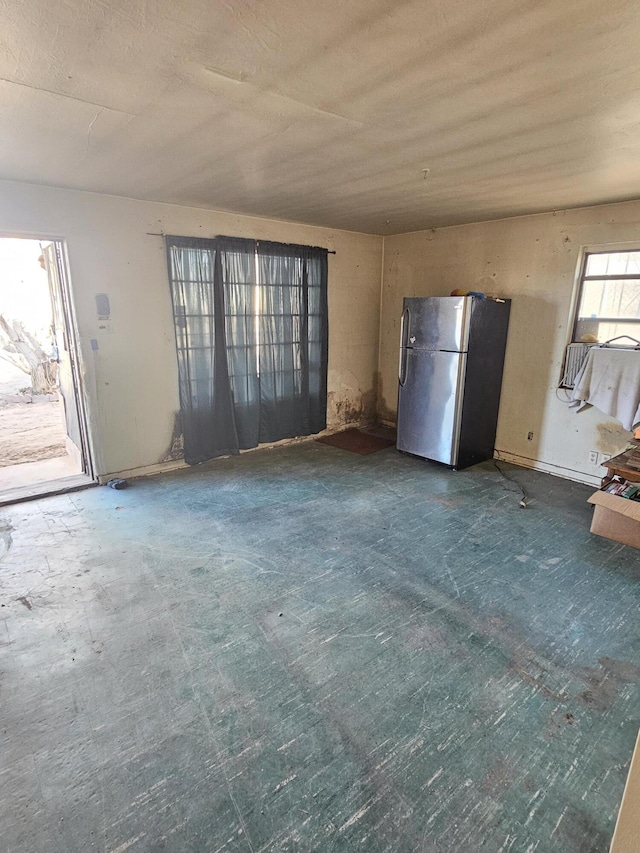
top-left (165, 235), bottom-right (328, 464)
top-left (573, 250), bottom-right (640, 344)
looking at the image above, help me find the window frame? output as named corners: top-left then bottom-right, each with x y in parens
top-left (558, 242), bottom-right (640, 388)
top-left (570, 242), bottom-right (640, 345)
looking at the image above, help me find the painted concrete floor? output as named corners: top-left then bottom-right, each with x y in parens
top-left (0, 442), bottom-right (638, 853)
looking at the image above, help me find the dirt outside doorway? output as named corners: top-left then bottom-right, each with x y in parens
top-left (0, 360), bottom-right (66, 464)
top-left (0, 238), bottom-right (90, 498)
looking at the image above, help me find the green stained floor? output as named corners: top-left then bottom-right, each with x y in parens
top-left (0, 442), bottom-right (638, 852)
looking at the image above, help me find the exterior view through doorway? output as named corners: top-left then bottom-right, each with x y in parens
top-left (0, 237), bottom-right (94, 503)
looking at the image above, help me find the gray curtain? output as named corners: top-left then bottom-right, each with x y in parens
top-left (257, 241), bottom-right (328, 441)
top-left (221, 238), bottom-right (260, 449)
top-left (166, 235), bottom-right (327, 464)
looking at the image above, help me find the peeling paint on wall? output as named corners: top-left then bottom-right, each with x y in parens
top-left (161, 411), bottom-right (184, 463)
top-left (328, 387), bottom-right (377, 426)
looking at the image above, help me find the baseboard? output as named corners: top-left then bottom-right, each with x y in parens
top-left (99, 421), bottom-right (379, 484)
top-left (370, 418), bottom-right (597, 487)
top-left (97, 459), bottom-right (189, 484)
top-left (322, 419), bottom-right (376, 434)
top-left (494, 449), bottom-right (601, 487)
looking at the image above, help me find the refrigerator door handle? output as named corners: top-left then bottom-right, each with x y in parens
top-left (400, 306), bottom-right (410, 350)
top-left (399, 306), bottom-right (410, 386)
top-left (399, 345), bottom-right (409, 386)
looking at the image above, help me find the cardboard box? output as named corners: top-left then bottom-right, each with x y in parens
top-left (588, 490), bottom-right (640, 549)
top-left (610, 728), bottom-right (640, 852)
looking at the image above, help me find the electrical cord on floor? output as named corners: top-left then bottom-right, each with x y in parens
top-left (493, 459), bottom-right (528, 508)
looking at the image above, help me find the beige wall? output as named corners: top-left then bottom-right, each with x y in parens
top-left (0, 181), bottom-right (382, 478)
top-left (4, 177), bottom-right (639, 487)
top-left (380, 201), bottom-right (640, 485)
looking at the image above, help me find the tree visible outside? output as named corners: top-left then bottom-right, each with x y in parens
top-left (0, 239), bottom-right (66, 469)
top-left (0, 314), bottom-right (58, 395)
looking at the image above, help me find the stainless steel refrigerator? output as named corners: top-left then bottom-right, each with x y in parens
top-left (397, 296), bottom-right (511, 469)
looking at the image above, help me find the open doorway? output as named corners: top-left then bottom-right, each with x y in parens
top-left (0, 237), bottom-right (93, 503)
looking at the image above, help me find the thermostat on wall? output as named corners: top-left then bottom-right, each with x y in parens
top-left (96, 293), bottom-right (111, 319)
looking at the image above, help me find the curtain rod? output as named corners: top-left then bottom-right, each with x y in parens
top-left (147, 232), bottom-right (336, 253)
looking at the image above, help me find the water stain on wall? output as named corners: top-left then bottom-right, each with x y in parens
top-left (596, 420), bottom-right (632, 455)
top-left (376, 373), bottom-right (397, 425)
top-left (328, 374), bottom-right (378, 426)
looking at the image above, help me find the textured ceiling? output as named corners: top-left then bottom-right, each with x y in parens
top-left (2, 0), bottom-right (640, 234)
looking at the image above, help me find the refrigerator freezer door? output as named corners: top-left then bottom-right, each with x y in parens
top-left (397, 349), bottom-right (466, 465)
top-left (403, 296), bottom-right (471, 352)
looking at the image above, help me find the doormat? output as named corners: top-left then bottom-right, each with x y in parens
top-left (315, 428), bottom-right (395, 455)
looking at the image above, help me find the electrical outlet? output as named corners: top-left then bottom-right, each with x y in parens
top-left (527, 431), bottom-right (534, 441)
top-left (588, 450), bottom-right (599, 464)
top-left (599, 453), bottom-right (609, 465)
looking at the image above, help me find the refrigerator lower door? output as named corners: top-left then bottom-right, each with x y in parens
top-left (397, 349), bottom-right (466, 465)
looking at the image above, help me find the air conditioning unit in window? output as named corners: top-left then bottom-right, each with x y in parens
top-left (560, 342), bottom-right (597, 388)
